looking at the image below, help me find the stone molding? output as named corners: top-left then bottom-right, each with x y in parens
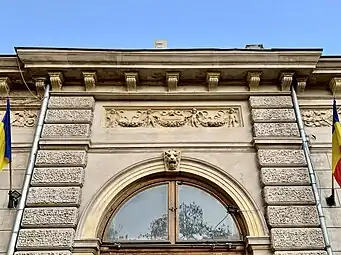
top-left (251, 109), bottom-right (296, 123)
top-left (253, 123), bottom-right (299, 137)
top-left (260, 168), bottom-right (310, 186)
top-left (26, 187), bottom-right (81, 206)
top-left (48, 96), bottom-right (95, 110)
top-left (22, 207), bottom-right (79, 227)
top-left (270, 228), bottom-right (325, 250)
top-left (258, 149), bottom-right (306, 167)
top-left (35, 150), bottom-right (87, 167)
top-left (249, 96), bottom-right (293, 109)
top-left (45, 109), bottom-right (93, 124)
top-left (31, 167), bottom-right (84, 186)
top-left (17, 229), bottom-right (75, 250)
top-left (274, 252), bottom-right (327, 255)
top-left (264, 186), bottom-right (315, 205)
top-left (267, 206), bottom-right (319, 227)
top-left (42, 124), bottom-right (91, 137)
top-left (15, 251), bottom-right (72, 255)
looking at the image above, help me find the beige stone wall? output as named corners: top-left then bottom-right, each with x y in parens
top-left (300, 97), bottom-right (341, 254)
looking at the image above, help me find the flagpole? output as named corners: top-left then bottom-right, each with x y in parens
top-left (7, 161), bottom-right (14, 208)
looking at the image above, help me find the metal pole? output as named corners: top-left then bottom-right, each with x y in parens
top-left (291, 86), bottom-right (333, 255)
top-left (7, 82), bottom-right (50, 255)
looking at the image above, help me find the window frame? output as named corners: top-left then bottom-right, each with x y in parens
top-left (101, 174), bottom-right (246, 252)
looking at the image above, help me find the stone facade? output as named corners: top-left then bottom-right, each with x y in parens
top-left (0, 47), bottom-right (340, 255)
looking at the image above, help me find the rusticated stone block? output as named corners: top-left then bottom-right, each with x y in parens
top-left (261, 168), bottom-right (310, 185)
top-left (274, 251), bottom-right (326, 255)
top-left (15, 252), bottom-right (71, 255)
top-left (26, 187), bottom-right (81, 206)
top-left (253, 123), bottom-right (299, 137)
top-left (35, 151), bottom-right (87, 167)
top-left (42, 124), bottom-right (91, 137)
top-left (264, 186), bottom-right (315, 205)
top-left (48, 96), bottom-right (95, 110)
top-left (16, 229), bottom-right (75, 250)
top-left (31, 167), bottom-right (84, 186)
top-left (258, 149), bottom-right (306, 167)
top-left (271, 228), bottom-right (324, 250)
top-left (22, 207), bottom-right (78, 227)
top-left (249, 96), bottom-right (293, 108)
top-left (45, 110), bottom-right (93, 124)
top-left (251, 109), bottom-right (296, 122)
top-left (267, 206), bottom-right (319, 227)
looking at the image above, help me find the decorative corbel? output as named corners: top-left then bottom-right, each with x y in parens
top-left (206, 72), bottom-right (220, 91)
top-left (48, 72), bottom-right (64, 91)
top-left (247, 72), bottom-right (262, 91)
top-left (83, 72), bottom-right (97, 91)
top-left (124, 72), bottom-right (138, 91)
top-left (0, 77), bottom-right (10, 97)
top-left (279, 72), bottom-right (294, 91)
top-left (163, 149), bottom-right (181, 171)
top-left (166, 72), bottom-right (179, 92)
top-left (296, 77), bottom-right (308, 93)
top-left (329, 77), bottom-right (341, 95)
top-left (34, 77), bottom-right (46, 98)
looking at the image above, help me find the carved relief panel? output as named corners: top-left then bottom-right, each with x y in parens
top-left (301, 109), bottom-right (336, 127)
top-left (104, 107), bottom-right (242, 128)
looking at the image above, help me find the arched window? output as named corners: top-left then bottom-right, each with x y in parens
top-left (102, 176), bottom-right (245, 253)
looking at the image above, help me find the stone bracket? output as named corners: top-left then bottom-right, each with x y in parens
top-left (83, 72), bottom-right (97, 91)
top-left (206, 72), bottom-right (220, 91)
top-left (279, 72), bottom-right (294, 91)
top-left (296, 77), bottom-right (308, 93)
top-left (166, 72), bottom-right (179, 91)
top-left (247, 72), bottom-right (262, 91)
top-left (125, 72), bottom-right (138, 91)
top-left (329, 77), bottom-right (341, 94)
top-left (48, 72), bottom-right (64, 91)
top-left (0, 76), bottom-right (10, 96)
top-left (33, 77), bottom-right (46, 98)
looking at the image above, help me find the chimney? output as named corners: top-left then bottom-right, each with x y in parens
top-left (154, 40), bottom-right (168, 49)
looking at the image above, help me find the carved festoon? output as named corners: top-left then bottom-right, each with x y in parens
top-left (166, 72), bottom-right (179, 92)
top-left (34, 77), bottom-right (46, 98)
top-left (48, 72), bottom-right (64, 91)
top-left (83, 72), bottom-right (97, 91)
top-left (125, 72), bottom-right (138, 91)
top-left (296, 77), bottom-right (308, 93)
top-left (105, 107), bottom-right (241, 128)
top-left (279, 72), bottom-right (294, 91)
top-left (11, 110), bottom-right (38, 127)
top-left (206, 72), bottom-right (220, 91)
top-left (0, 77), bottom-right (10, 96)
top-left (163, 150), bottom-right (181, 171)
top-left (301, 108), bottom-right (338, 127)
top-left (329, 77), bottom-right (341, 94)
top-left (247, 72), bottom-right (262, 91)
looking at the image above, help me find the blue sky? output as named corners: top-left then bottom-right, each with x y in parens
top-left (1, 0), bottom-right (340, 55)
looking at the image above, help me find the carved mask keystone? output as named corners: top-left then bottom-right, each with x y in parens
top-left (163, 150), bottom-right (181, 171)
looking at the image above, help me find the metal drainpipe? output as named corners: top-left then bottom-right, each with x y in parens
top-left (291, 86), bottom-right (333, 255)
top-left (7, 82), bottom-right (51, 255)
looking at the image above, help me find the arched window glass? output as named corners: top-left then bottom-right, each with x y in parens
top-left (104, 180), bottom-right (242, 243)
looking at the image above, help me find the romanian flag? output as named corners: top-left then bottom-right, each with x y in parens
top-left (0, 98), bottom-right (11, 171)
top-left (332, 99), bottom-right (341, 187)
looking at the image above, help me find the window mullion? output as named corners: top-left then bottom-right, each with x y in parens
top-left (168, 181), bottom-right (176, 244)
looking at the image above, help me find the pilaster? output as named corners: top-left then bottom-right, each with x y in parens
top-left (249, 95), bottom-right (325, 254)
top-left (15, 96), bottom-right (95, 255)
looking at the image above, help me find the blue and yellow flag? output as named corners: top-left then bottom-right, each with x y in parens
top-left (0, 98), bottom-right (12, 171)
top-left (332, 98), bottom-right (341, 187)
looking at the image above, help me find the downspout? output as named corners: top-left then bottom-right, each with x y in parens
top-left (7, 81), bottom-right (51, 255)
top-left (291, 86), bottom-right (333, 255)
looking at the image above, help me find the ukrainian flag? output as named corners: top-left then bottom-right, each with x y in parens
top-left (332, 99), bottom-right (341, 187)
top-left (0, 98), bottom-right (11, 171)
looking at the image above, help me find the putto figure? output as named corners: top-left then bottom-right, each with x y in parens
top-left (163, 150), bottom-right (181, 171)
